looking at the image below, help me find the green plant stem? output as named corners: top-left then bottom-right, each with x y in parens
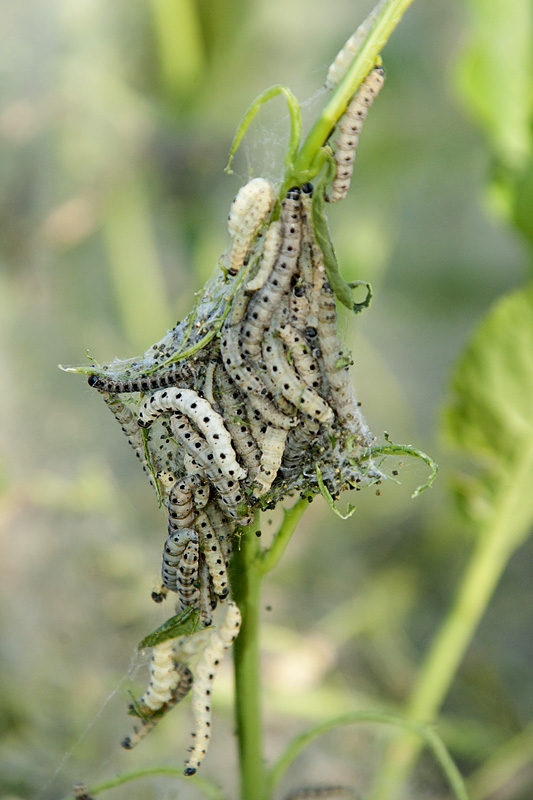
top-left (370, 489), bottom-right (529, 800)
top-left (258, 495), bottom-right (312, 574)
top-left (230, 499), bottom-right (311, 800)
top-left (230, 516), bottom-right (267, 800)
top-left (286, 0), bottom-right (416, 187)
top-left (61, 766), bottom-right (226, 800)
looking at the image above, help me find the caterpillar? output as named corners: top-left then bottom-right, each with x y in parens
top-left (169, 414), bottom-right (251, 523)
top-left (240, 188), bottom-right (303, 362)
top-left (135, 639), bottom-right (183, 713)
top-left (198, 559), bottom-right (216, 628)
top-left (167, 476), bottom-right (199, 533)
top-left (253, 425), bottom-right (289, 497)
top-left (214, 369), bottom-right (263, 476)
top-left (324, 0), bottom-right (386, 88)
top-left (288, 278), bottom-right (311, 331)
top-left (176, 538), bottom-right (200, 611)
top-left (138, 388), bottom-right (246, 481)
top-left (122, 660), bottom-right (193, 749)
top-left (245, 220), bottom-right (282, 291)
top-left (281, 418), bottom-right (321, 474)
top-left (161, 528), bottom-right (198, 592)
top-left (262, 333), bottom-right (334, 423)
top-left (285, 787), bottom-right (356, 800)
top-left (327, 65), bottom-right (385, 203)
top-left (100, 393), bottom-right (157, 491)
top-left (204, 502), bottom-right (234, 564)
top-left (316, 278), bottom-right (372, 445)
top-left (277, 322), bottom-right (321, 389)
top-left (227, 178), bottom-right (275, 275)
top-left (87, 360), bottom-right (193, 394)
top-left (184, 601), bottom-right (242, 776)
top-left (196, 512), bottom-right (229, 598)
top-left (220, 325), bottom-right (296, 431)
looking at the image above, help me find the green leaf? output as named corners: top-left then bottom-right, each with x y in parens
top-left (455, 0), bottom-right (533, 171)
top-left (138, 607), bottom-right (203, 650)
top-left (443, 283), bottom-right (533, 545)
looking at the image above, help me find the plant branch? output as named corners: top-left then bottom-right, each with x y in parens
top-left (61, 766), bottom-right (226, 800)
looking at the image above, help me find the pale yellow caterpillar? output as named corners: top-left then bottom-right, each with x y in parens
top-left (227, 178), bottom-right (275, 275)
top-left (184, 601), bottom-right (242, 776)
top-left (254, 425), bottom-right (288, 497)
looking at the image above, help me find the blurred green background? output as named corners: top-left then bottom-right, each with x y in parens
top-left (1, 1), bottom-right (532, 799)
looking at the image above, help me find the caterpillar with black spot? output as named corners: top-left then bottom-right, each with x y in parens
top-left (138, 388), bottom-right (246, 481)
top-left (87, 360), bottom-right (193, 394)
top-left (240, 187), bottom-right (303, 362)
top-left (100, 392), bottom-right (157, 491)
top-left (262, 332), bottom-right (334, 423)
top-left (161, 528), bottom-right (198, 592)
top-left (176, 538), bottom-right (200, 611)
top-left (227, 178), bottom-right (275, 275)
top-left (204, 502), bottom-right (234, 564)
top-left (169, 414), bottom-right (251, 524)
top-left (220, 326), bottom-right (296, 431)
top-left (316, 277), bottom-right (372, 445)
top-left (198, 559), bottom-right (216, 628)
top-left (277, 322), bottom-right (321, 389)
top-left (281, 418), bottom-right (321, 474)
top-left (253, 425), bottom-right (289, 497)
top-left (167, 476), bottom-right (199, 533)
top-left (184, 601), bottom-right (242, 776)
top-left (288, 278), bottom-right (311, 331)
top-left (196, 511), bottom-right (229, 599)
top-left (214, 368), bottom-right (263, 477)
top-left (324, 1), bottom-right (386, 89)
top-left (327, 65), bottom-right (385, 203)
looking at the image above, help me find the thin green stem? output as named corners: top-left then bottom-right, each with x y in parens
top-left (265, 711), bottom-right (469, 800)
top-left (286, 0), bottom-right (416, 187)
top-left (61, 766), bottom-right (226, 800)
top-left (230, 516), bottom-right (267, 800)
top-left (258, 495), bottom-right (312, 574)
top-left (370, 455), bottom-right (533, 799)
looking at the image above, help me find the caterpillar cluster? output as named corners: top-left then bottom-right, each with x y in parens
top-left (87, 172), bottom-right (381, 773)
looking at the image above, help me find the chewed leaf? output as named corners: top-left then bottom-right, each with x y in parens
top-left (443, 284), bottom-right (533, 545)
top-left (316, 465), bottom-right (357, 519)
top-left (138, 607), bottom-right (203, 650)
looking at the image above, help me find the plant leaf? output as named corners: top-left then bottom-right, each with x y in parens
top-left (443, 283), bottom-right (533, 545)
top-left (138, 607), bottom-right (203, 650)
top-left (455, 0), bottom-right (533, 171)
